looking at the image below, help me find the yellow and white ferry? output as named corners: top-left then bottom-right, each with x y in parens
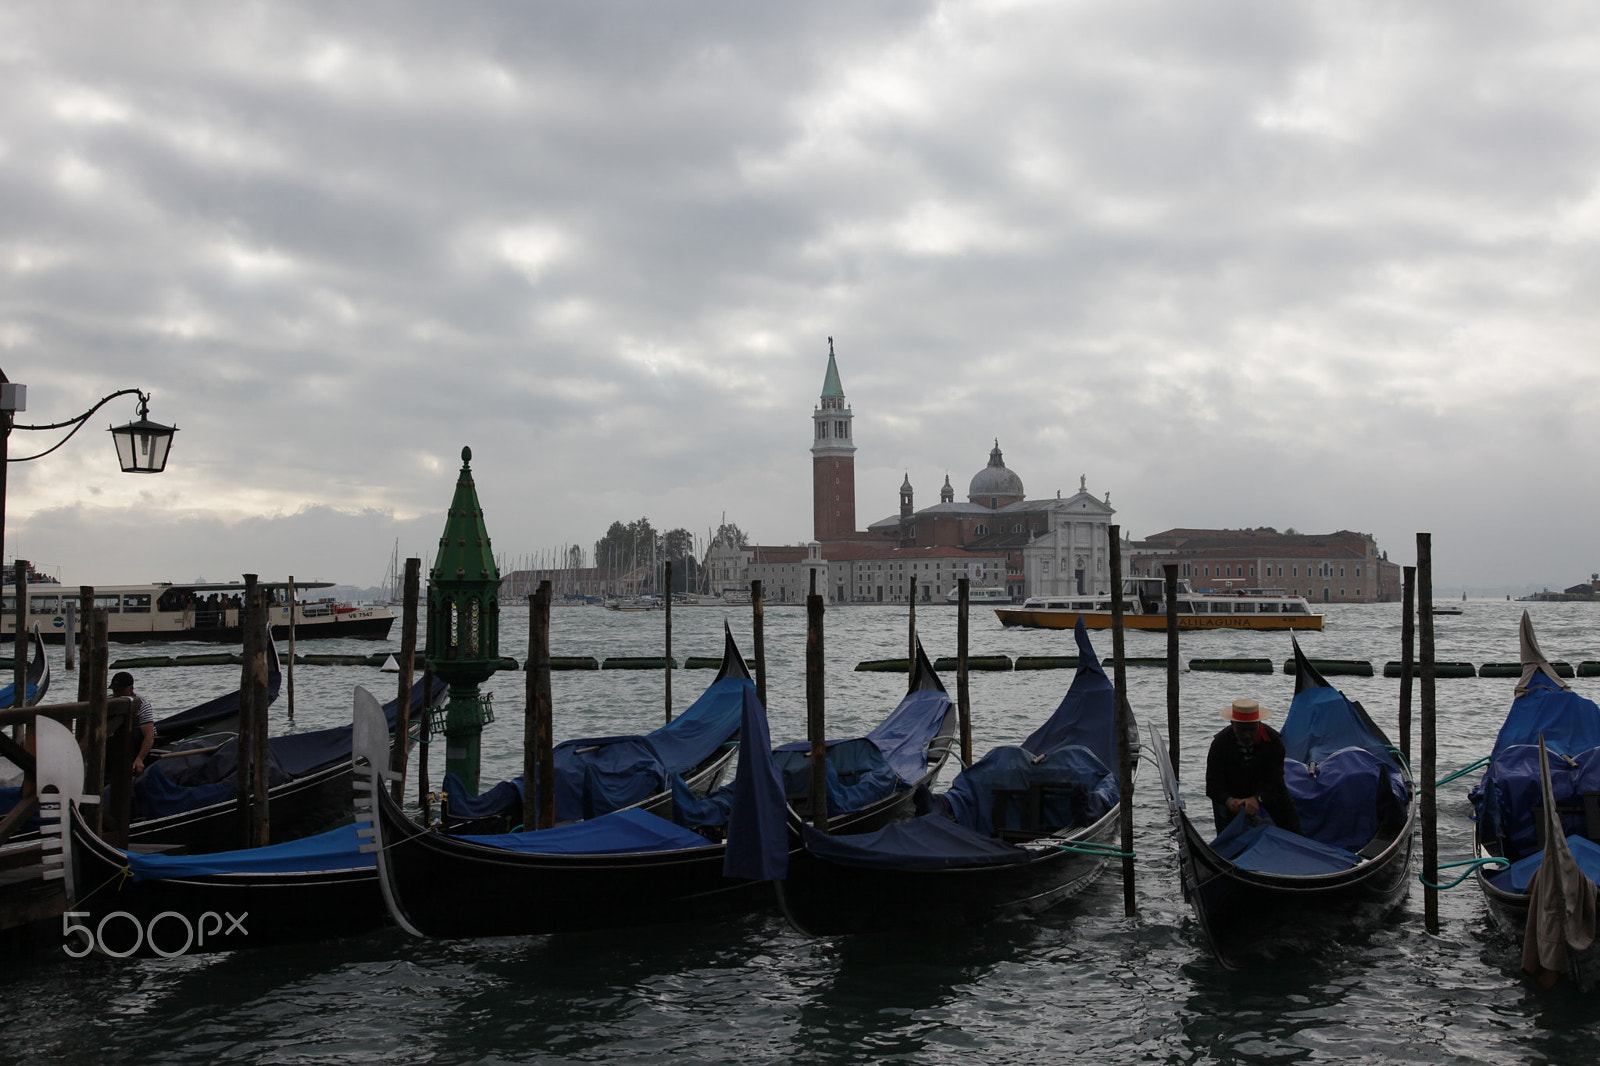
top-left (3, 581), bottom-right (395, 644)
top-left (995, 578), bottom-right (1323, 632)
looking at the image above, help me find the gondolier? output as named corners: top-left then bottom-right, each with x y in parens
top-left (111, 670), bottom-right (156, 774)
top-left (1205, 698), bottom-right (1302, 835)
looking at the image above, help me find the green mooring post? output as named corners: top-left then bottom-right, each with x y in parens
top-left (425, 446), bottom-right (502, 795)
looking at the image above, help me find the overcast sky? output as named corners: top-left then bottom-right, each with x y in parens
top-left (5, 1), bottom-right (1598, 592)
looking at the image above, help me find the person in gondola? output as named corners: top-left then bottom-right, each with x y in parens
top-left (111, 671), bottom-right (157, 775)
top-left (1205, 698), bottom-right (1302, 835)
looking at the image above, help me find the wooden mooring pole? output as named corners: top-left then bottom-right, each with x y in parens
top-left (1418, 534), bottom-right (1438, 935)
top-left (77, 588), bottom-right (93, 705)
top-left (417, 663), bottom-right (436, 825)
top-left (286, 575), bottom-right (297, 722)
top-left (1164, 563), bottom-right (1180, 777)
top-left (751, 580), bottom-right (766, 709)
top-left (526, 581), bottom-right (555, 831)
top-left (82, 608), bottom-right (107, 834)
top-left (247, 577), bottom-right (271, 848)
top-left (806, 590), bottom-right (828, 832)
top-left (907, 568), bottom-right (916, 690)
top-left (1399, 565), bottom-right (1416, 769)
top-left (664, 561), bottom-right (673, 724)
top-left (1109, 525), bottom-right (1136, 917)
top-left (63, 602), bottom-right (76, 671)
top-left (13, 559), bottom-right (27, 711)
top-left (957, 577), bottom-right (972, 766)
top-left (390, 559), bottom-right (420, 805)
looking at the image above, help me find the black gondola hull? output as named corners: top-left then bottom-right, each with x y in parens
top-left (778, 805), bottom-right (1122, 935)
top-left (1177, 808), bottom-right (1415, 968)
top-left (68, 803), bottom-right (383, 958)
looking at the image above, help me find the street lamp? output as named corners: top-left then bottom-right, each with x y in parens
top-left (0, 369), bottom-right (178, 579)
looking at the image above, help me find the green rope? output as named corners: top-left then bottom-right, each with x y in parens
top-left (1436, 755), bottom-right (1491, 788)
top-left (1419, 855), bottom-right (1508, 890)
top-left (1051, 840), bottom-right (1135, 859)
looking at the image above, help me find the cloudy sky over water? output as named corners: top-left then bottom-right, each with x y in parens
top-left (5, 1), bottom-right (1598, 591)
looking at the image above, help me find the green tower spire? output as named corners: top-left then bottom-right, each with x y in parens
top-left (425, 446), bottom-right (502, 793)
top-left (821, 336), bottom-right (844, 398)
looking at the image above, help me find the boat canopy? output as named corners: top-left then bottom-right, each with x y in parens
top-left (441, 675), bottom-right (750, 823)
top-left (1283, 748), bottom-right (1408, 852)
top-left (123, 822), bottom-right (373, 880)
top-left (800, 814), bottom-right (1029, 871)
top-left (1279, 685), bottom-right (1400, 770)
top-left (451, 807), bottom-right (713, 856)
top-left (1211, 818), bottom-right (1362, 876)
top-left (1486, 833), bottom-right (1600, 893)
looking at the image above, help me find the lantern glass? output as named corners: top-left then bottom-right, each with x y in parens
top-left (109, 418), bottom-right (177, 473)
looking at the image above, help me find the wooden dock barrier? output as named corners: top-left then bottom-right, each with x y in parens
top-left (1281, 659), bottom-right (1374, 677)
top-left (1014, 655), bottom-right (1078, 671)
top-left (603, 656), bottom-right (678, 670)
top-left (1189, 658), bottom-right (1274, 674)
top-left (1479, 661), bottom-right (1573, 678)
top-left (1384, 661), bottom-right (1474, 678)
top-left (934, 655), bottom-right (1012, 672)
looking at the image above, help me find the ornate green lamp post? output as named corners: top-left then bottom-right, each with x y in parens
top-left (425, 446), bottom-right (501, 793)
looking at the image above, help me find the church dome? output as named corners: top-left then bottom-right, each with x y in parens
top-left (968, 440), bottom-right (1024, 503)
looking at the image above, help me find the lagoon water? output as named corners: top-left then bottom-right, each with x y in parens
top-left (7, 598), bottom-right (1600, 1064)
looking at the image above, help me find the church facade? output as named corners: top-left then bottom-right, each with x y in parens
top-left (708, 343), bottom-right (1117, 604)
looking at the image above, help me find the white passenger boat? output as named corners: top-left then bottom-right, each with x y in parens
top-left (3, 581), bottom-right (394, 644)
top-left (944, 586), bottom-right (1012, 606)
top-left (995, 578), bottom-right (1323, 632)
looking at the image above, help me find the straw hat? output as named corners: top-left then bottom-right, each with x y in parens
top-left (1219, 698), bottom-right (1274, 723)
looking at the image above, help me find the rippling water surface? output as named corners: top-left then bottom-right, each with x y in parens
top-left (8, 599), bottom-right (1600, 1064)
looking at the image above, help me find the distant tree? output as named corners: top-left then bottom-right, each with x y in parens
top-left (713, 520), bottom-right (746, 548)
top-left (567, 544), bottom-right (584, 571)
top-left (593, 517), bottom-right (658, 576)
top-left (663, 528), bottom-right (695, 560)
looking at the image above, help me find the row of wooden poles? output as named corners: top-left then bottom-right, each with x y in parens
top-left (0, 575), bottom-right (138, 850)
top-left (7, 530), bottom-right (1444, 930)
top-left (518, 528), bottom-right (1446, 927)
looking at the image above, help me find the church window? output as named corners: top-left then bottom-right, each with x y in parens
top-left (816, 423), bottom-right (825, 439)
top-left (975, 524), bottom-right (988, 536)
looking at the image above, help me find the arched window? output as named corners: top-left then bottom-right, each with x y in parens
top-left (975, 524), bottom-right (988, 536)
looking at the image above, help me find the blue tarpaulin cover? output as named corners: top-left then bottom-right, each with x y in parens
top-left (132, 681), bottom-right (438, 821)
top-left (1021, 622), bottom-right (1118, 764)
top-left (864, 689), bottom-right (954, 786)
top-left (152, 645), bottom-right (283, 742)
top-left (1284, 747), bottom-right (1409, 853)
top-left (1486, 833), bottom-right (1600, 893)
top-left (943, 745), bottom-right (1118, 836)
top-left (771, 738), bottom-right (899, 815)
top-left (1212, 814), bottom-right (1362, 875)
top-left (1471, 673), bottom-right (1600, 856)
top-left (443, 676), bottom-right (750, 824)
top-left (801, 815), bottom-right (1029, 871)
top-left (0, 682), bottom-right (40, 706)
top-left (1279, 685), bottom-right (1401, 770)
top-left (124, 822), bottom-right (372, 880)
top-left (454, 807), bottom-right (714, 855)
top-left (724, 684), bottom-right (790, 880)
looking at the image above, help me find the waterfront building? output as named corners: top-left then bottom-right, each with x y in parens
top-left (1127, 528), bottom-right (1402, 603)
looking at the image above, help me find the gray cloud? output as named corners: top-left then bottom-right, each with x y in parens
top-left (4, 1), bottom-right (1599, 590)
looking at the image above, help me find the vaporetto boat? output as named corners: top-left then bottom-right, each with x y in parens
top-left (995, 578), bottom-right (1323, 632)
top-left (3, 581), bottom-right (395, 644)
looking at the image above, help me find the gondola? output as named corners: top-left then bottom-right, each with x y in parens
top-left (1470, 612), bottom-right (1600, 983)
top-left (365, 646), bottom-right (958, 939)
top-left (54, 691), bottom-right (388, 959)
top-left (776, 619), bottom-right (1134, 935)
top-left (125, 675), bottom-right (446, 854)
top-left (1152, 638), bottom-right (1415, 968)
top-left (0, 624), bottom-right (50, 708)
top-left (438, 623), bottom-right (750, 835)
top-left (151, 637), bottom-right (283, 746)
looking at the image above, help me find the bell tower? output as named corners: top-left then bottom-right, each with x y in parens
top-left (811, 338), bottom-right (857, 542)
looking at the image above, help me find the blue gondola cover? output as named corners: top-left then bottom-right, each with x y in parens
top-left (801, 815), bottom-right (1029, 871)
top-left (455, 808), bottom-right (713, 856)
top-left (724, 685), bottom-right (789, 880)
top-left (1211, 814), bottom-right (1361, 875)
top-left (1284, 747), bottom-right (1409, 852)
top-left (124, 822), bottom-right (373, 880)
top-left (1486, 833), bottom-right (1600, 893)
